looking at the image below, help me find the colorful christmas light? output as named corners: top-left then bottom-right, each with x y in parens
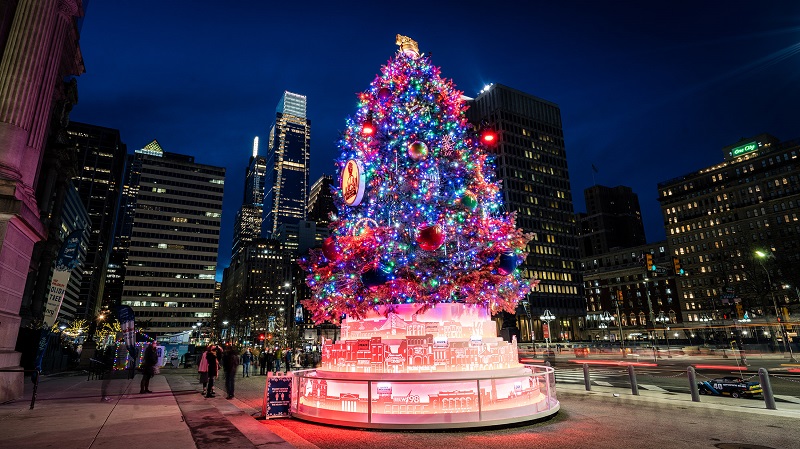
top-left (300, 46), bottom-right (539, 324)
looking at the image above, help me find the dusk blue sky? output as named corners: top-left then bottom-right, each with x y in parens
top-left (68, 1), bottom-right (800, 280)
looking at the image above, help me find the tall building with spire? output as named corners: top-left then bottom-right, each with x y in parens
top-left (232, 137), bottom-right (267, 259)
top-left (263, 91), bottom-right (310, 237)
top-left (115, 140), bottom-right (225, 337)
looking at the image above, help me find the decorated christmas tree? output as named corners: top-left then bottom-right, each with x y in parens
top-left (300, 35), bottom-right (538, 324)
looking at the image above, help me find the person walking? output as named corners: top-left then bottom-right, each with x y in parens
top-left (274, 348), bottom-right (282, 374)
top-left (205, 346), bottom-right (219, 398)
top-left (222, 345), bottom-right (240, 399)
top-left (259, 349), bottom-right (267, 375)
top-left (241, 348), bottom-right (252, 378)
top-left (198, 347), bottom-right (210, 393)
top-left (140, 341), bottom-right (158, 394)
top-left (284, 348), bottom-right (292, 372)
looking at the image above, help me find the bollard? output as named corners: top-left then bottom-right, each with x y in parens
top-left (628, 365), bottom-right (639, 395)
top-left (687, 366), bottom-right (700, 402)
top-left (583, 363), bottom-right (591, 391)
top-left (759, 368), bottom-right (776, 410)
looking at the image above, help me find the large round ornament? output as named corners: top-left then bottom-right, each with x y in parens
top-left (341, 159), bottom-right (366, 206)
top-left (361, 266), bottom-right (390, 288)
top-left (417, 224), bottom-right (445, 251)
top-left (408, 141), bottom-right (429, 160)
top-left (497, 251), bottom-right (520, 275)
top-left (461, 190), bottom-right (478, 211)
top-left (378, 87), bottom-right (392, 102)
top-left (322, 236), bottom-right (340, 261)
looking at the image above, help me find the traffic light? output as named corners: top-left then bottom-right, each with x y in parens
top-left (645, 254), bottom-right (654, 271)
top-left (259, 333), bottom-right (265, 341)
top-left (672, 256), bottom-right (684, 275)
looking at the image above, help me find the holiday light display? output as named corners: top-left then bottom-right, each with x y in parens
top-left (299, 35), bottom-right (538, 323)
top-left (291, 36), bottom-right (557, 429)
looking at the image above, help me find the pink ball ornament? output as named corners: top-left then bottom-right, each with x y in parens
top-left (417, 224), bottom-right (445, 251)
top-left (408, 141), bottom-right (429, 160)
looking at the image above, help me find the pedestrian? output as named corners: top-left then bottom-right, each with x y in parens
top-left (205, 345), bottom-right (219, 398)
top-left (140, 341), bottom-right (158, 394)
top-left (241, 348), bottom-right (252, 378)
top-left (274, 348), bottom-right (282, 374)
top-left (259, 350), bottom-right (267, 375)
top-left (252, 348), bottom-right (259, 375)
top-left (284, 348), bottom-right (292, 372)
top-left (198, 347), bottom-right (210, 392)
top-left (222, 345), bottom-right (240, 399)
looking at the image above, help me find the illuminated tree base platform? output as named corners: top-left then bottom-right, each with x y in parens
top-left (288, 365), bottom-right (558, 429)
top-left (289, 304), bottom-right (558, 429)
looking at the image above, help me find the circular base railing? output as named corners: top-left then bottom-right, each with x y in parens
top-left (288, 364), bottom-right (559, 429)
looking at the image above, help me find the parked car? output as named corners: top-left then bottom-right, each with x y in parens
top-left (697, 377), bottom-right (762, 398)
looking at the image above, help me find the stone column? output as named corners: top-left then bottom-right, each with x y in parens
top-left (0, 0), bottom-right (81, 403)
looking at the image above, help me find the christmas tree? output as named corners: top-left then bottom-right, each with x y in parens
top-left (301, 35), bottom-right (538, 324)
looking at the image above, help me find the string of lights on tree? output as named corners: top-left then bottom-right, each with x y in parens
top-left (300, 36), bottom-right (538, 324)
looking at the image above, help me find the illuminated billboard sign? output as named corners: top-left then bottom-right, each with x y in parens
top-left (729, 141), bottom-right (758, 157)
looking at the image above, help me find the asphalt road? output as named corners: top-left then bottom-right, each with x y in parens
top-left (257, 390), bottom-right (799, 449)
top-left (548, 354), bottom-right (800, 403)
top-left (172, 354), bottom-right (800, 449)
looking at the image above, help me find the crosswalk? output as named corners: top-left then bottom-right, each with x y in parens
top-left (554, 367), bottom-right (668, 390)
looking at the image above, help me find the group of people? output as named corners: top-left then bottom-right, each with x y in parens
top-left (195, 345), bottom-right (320, 398)
top-left (197, 344), bottom-right (242, 399)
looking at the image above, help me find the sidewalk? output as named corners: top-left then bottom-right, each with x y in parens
top-left (1, 365), bottom-right (798, 449)
top-left (0, 369), bottom-right (291, 449)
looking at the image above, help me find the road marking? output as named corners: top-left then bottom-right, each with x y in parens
top-left (638, 384), bottom-right (667, 392)
top-left (774, 395), bottom-right (800, 404)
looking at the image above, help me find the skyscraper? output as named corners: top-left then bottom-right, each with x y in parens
top-left (307, 174), bottom-right (336, 228)
top-left (66, 122), bottom-right (127, 319)
top-left (232, 137), bottom-right (266, 259)
top-left (116, 141), bottom-right (225, 337)
top-left (577, 185), bottom-right (646, 257)
top-left (466, 83), bottom-right (584, 339)
top-left (263, 91), bottom-right (310, 237)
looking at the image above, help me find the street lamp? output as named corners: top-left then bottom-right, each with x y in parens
top-left (755, 250), bottom-right (797, 362)
top-left (222, 320), bottom-right (229, 343)
top-left (655, 311), bottom-right (671, 358)
top-left (540, 310), bottom-right (555, 352)
top-left (599, 311), bottom-right (613, 349)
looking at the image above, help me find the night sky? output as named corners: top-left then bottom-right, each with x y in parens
top-left (68, 1), bottom-right (800, 279)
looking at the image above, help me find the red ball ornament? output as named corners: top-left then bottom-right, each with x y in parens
top-left (378, 87), bottom-right (392, 101)
top-left (322, 236), bottom-right (340, 261)
top-left (408, 141), bottom-right (428, 160)
top-left (361, 120), bottom-right (375, 136)
top-left (416, 224), bottom-right (445, 251)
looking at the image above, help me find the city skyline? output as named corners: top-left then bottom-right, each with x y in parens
top-left (67, 1), bottom-right (800, 278)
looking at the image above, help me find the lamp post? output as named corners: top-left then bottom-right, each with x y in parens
top-left (222, 320), bottom-right (229, 343)
top-left (599, 311), bottom-right (613, 350)
top-left (755, 250), bottom-right (797, 362)
top-left (540, 310), bottom-right (555, 352)
top-left (655, 311), bottom-right (671, 358)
